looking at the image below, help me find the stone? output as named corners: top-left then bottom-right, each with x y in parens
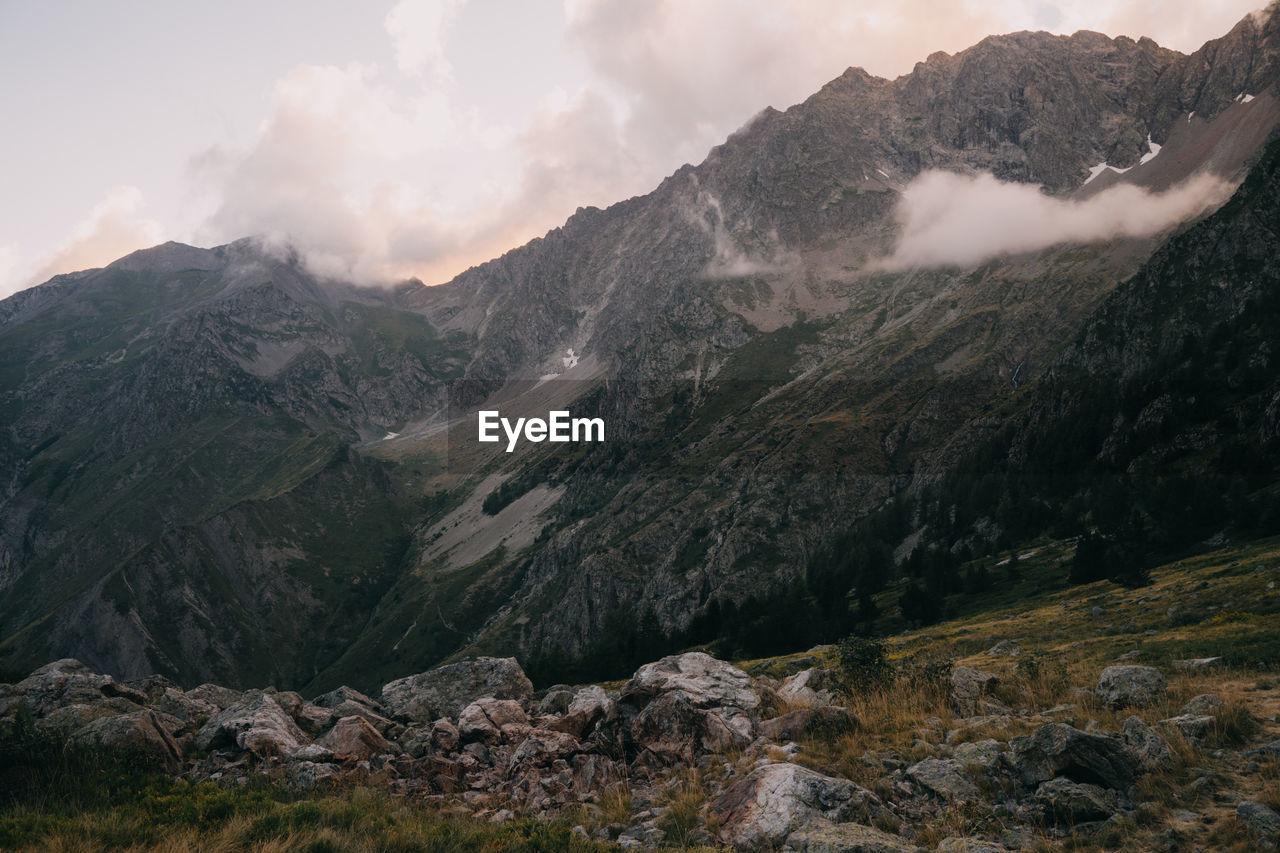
top-left (952, 739), bottom-right (1003, 774)
top-left (1238, 801), bottom-right (1280, 839)
top-left (312, 685), bottom-right (385, 713)
top-left (457, 697), bottom-right (530, 744)
top-left (778, 669), bottom-right (836, 707)
top-left (1035, 778), bottom-right (1119, 824)
top-left (1172, 657), bottom-right (1222, 671)
top-left (14, 659), bottom-right (143, 719)
top-left (623, 652), bottom-right (760, 714)
top-left (907, 758), bottom-right (979, 799)
top-left (986, 640), bottom-right (1021, 656)
top-left (783, 819), bottom-right (919, 852)
top-left (1158, 714), bottom-right (1215, 742)
top-left (710, 763), bottom-right (876, 849)
top-left (315, 715), bottom-right (392, 760)
top-left (548, 685), bottom-right (612, 739)
top-left (73, 709), bottom-right (184, 771)
top-left (1180, 693), bottom-right (1224, 716)
top-left (1009, 723), bottom-right (1134, 791)
top-left (1096, 666), bottom-right (1166, 709)
top-left (536, 688), bottom-right (574, 716)
top-left (156, 684), bottom-right (243, 724)
top-left (1121, 716), bottom-right (1175, 771)
top-left (759, 706), bottom-right (857, 743)
top-left (194, 691), bottom-right (309, 757)
top-left (631, 693), bottom-right (751, 765)
top-left (950, 667), bottom-right (1000, 715)
top-left (380, 657), bottom-right (533, 723)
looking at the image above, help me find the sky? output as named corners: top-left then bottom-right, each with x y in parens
top-left (0, 0), bottom-right (1267, 297)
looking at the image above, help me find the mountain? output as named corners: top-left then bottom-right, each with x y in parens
top-left (2, 8), bottom-right (1280, 691)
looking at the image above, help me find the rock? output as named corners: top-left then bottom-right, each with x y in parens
top-left (457, 697), bottom-right (530, 744)
top-left (1172, 657), bottom-right (1222, 671)
top-left (1238, 801), bottom-right (1280, 839)
top-left (1009, 723), bottom-right (1134, 791)
top-left (73, 709), bottom-right (184, 771)
top-left (1096, 666), bottom-right (1166, 709)
top-left (537, 688), bottom-right (574, 716)
top-left (548, 685), bottom-right (612, 739)
top-left (759, 706), bottom-right (857, 743)
top-left (906, 757), bottom-right (978, 799)
top-left (268, 691), bottom-right (333, 735)
top-left (156, 683), bottom-right (242, 724)
top-left (630, 693), bottom-right (751, 764)
top-left (709, 762), bottom-right (876, 849)
top-left (1035, 778), bottom-right (1119, 824)
top-left (380, 657), bottom-right (533, 723)
top-left (1158, 714), bottom-right (1215, 742)
top-left (290, 761), bottom-right (339, 788)
top-left (312, 685), bottom-right (385, 713)
top-left (986, 640), bottom-right (1021, 656)
top-left (194, 691), bottom-right (309, 757)
top-left (1245, 740), bottom-right (1280, 759)
top-left (315, 715), bottom-right (392, 760)
top-left (14, 659), bottom-right (144, 719)
top-left (1180, 693), bottom-right (1224, 716)
top-left (291, 743), bottom-right (336, 762)
top-left (778, 669), bottom-right (836, 707)
top-left (783, 819), bottom-right (919, 852)
top-left (623, 652), bottom-right (760, 715)
top-left (952, 739), bottom-right (1003, 774)
top-left (1121, 716), bottom-right (1175, 771)
top-left (950, 667), bottom-right (1000, 715)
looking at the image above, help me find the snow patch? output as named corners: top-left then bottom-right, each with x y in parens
top-left (1084, 161), bottom-right (1131, 186)
top-left (1139, 134), bottom-right (1161, 165)
top-left (876, 168), bottom-right (890, 178)
top-left (562, 348), bottom-right (579, 370)
top-left (382, 432), bottom-right (400, 441)
top-left (1236, 93), bottom-right (1255, 104)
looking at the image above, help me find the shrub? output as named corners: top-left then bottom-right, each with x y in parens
top-left (835, 636), bottom-right (893, 692)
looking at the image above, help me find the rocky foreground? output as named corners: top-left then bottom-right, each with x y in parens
top-left (3, 651), bottom-right (1280, 851)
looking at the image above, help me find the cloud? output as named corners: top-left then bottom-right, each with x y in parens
top-left (385, 0), bottom-right (467, 80)
top-left (26, 187), bottom-right (164, 287)
top-left (876, 169), bottom-right (1235, 270)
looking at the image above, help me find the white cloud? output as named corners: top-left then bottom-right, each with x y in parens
top-left (877, 169), bottom-right (1235, 270)
top-left (385, 0), bottom-right (468, 80)
top-left (24, 187), bottom-right (164, 289)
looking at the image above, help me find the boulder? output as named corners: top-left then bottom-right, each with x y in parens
top-left (456, 697), bottom-right (530, 745)
top-left (380, 657), bottom-right (533, 723)
top-left (952, 739), bottom-right (1003, 774)
top-left (783, 820), bottom-right (919, 852)
top-left (1237, 801), bottom-right (1280, 840)
top-left (1009, 723), bottom-right (1134, 791)
top-left (630, 693), bottom-right (751, 765)
top-left (1180, 693), bottom-right (1224, 716)
top-left (778, 669), bottom-right (836, 707)
top-left (73, 709), bottom-right (184, 771)
top-left (759, 706), bottom-right (857, 743)
top-left (312, 685), bottom-right (385, 713)
top-left (156, 683), bottom-right (242, 724)
top-left (548, 685), bottom-right (612, 739)
top-left (709, 762), bottom-right (876, 849)
top-left (1095, 666), bottom-right (1166, 709)
top-left (13, 659), bottom-right (144, 720)
top-left (1121, 716), bottom-right (1175, 771)
top-left (315, 715), bottom-right (392, 761)
top-left (536, 688), bottom-right (574, 716)
top-left (622, 652), bottom-right (759, 716)
top-left (950, 667), bottom-right (1000, 715)
top-left (1035, 778), bottom-right (1119, 824)
top-left (194, 691), bottom-right (309, 757)
top-left (906, 758), bottom-right (979, 799)
top-left (934, 840), bottom-right (1003, 853)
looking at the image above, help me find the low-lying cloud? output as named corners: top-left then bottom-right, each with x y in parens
top-left (876, 170), bottom-right (1236, 271)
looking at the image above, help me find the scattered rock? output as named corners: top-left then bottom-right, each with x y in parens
top-left (316, 715), bottom-right (392, 760)
top-left (1010, 723), bottom-right (1134, 791)
top-left (907, 757), bottom-right (979, 799)
top-left (778, 669), bottom-right (836, 707)
top-left (457, 697), bottom-right (530, 744)
top-left (934, 838), bottom-right (1003, 852)
top-left (710, 762), bottom-right (876, 849)
top-left (1121, 716), bottom-right (1175, 771)
top-left (950, 667), bottom-right (1000, 715)
top-left (548, 685), bottom-right (612, 739)
top-left (1238, 801), bottom-right (1280, 839)
top-left (1180, 694), bottom-right (1224, 716)
top-left (73, 709), bottom-right (184, 771)
top-left (1172, 657), bottom-right (1222, 672)
top-left (1158, 714), bottom-right (1215, 743)
top-left (759, 706), bottom-right (857, 743)
top-left (380, 657), bottom-right (533, 724)
top-left (1096, 666), bottom-right (1166, 709)
top-left (622, 652), bottom-right (760, 716)
top-left (986, 640), bottom-right (1021, 657)
top-left (1035, 777), bottom-right (1119, 824)
top-left (195, 691), bottom-right (309, 757)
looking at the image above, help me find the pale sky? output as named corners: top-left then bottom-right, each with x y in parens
top-left (0, 0), bottom-right (1265, 297)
